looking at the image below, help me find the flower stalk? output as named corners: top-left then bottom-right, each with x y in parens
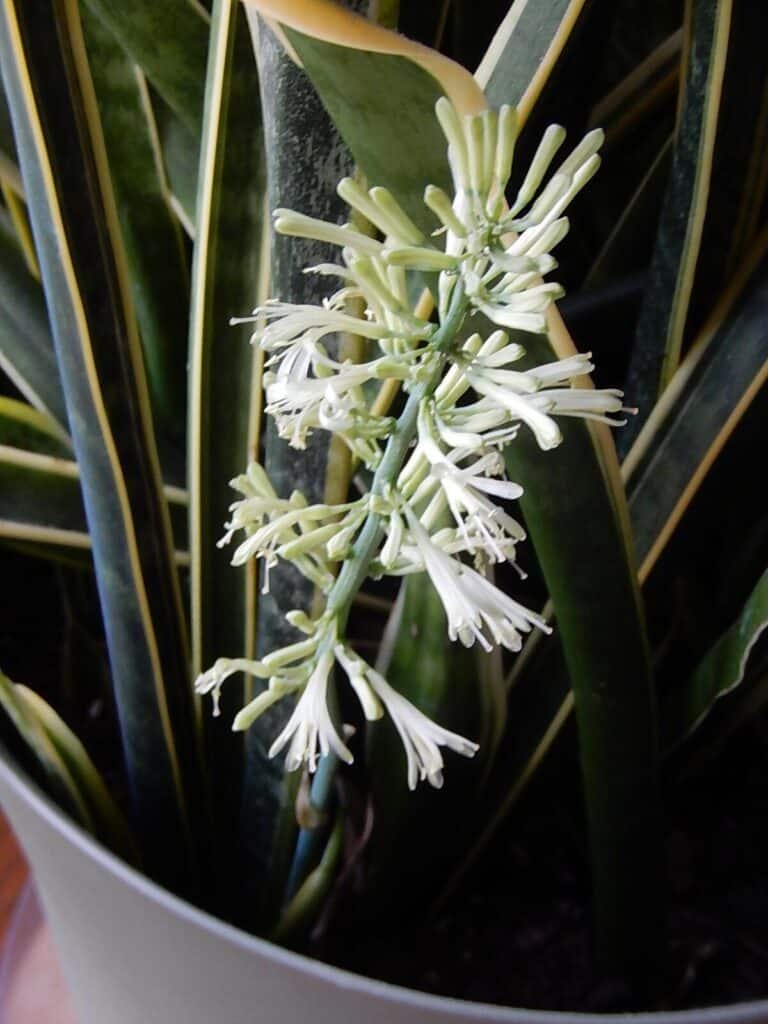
top-left (325, 279), bottom-right (468, 630)
top-left (196, 95), bottom-right (628, 801)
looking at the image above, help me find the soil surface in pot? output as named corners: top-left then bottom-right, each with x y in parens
top-left (315, 720), bottom-right (768, 1014)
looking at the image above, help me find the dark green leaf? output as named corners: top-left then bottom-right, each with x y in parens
top-left (0, 0), bottom-right (204, 892)
top-left (585, 135), bottom-right (673, 287)
top-left (83, 9), bottom-right (190, 458)
top-left (663, 567), bottom-right (768, 748)
top-left (457, 239), bottom-right (768, 898)
top-left (14, 682), bottom-right (140, 862)
top-left (0, 214), bottom-right (68, 430)
top-left (441, 655), bottom-right (574, 907)
top-left (0, 179), bottom-right (38, 277)
top-left (0, 82), bottom-right (24, 199)
top-left (80, 0), bottom-right (210, 137)
top-left (0, 396), bottom-right (70, 455)
top-left (151, 97), bottom-right (199, 233)
top-left (622, 0), bottom-right (767, 449)
top-left (626, 241), bottom-right (768, 577)
top-left (243, 0), bottom-right (485, 233)
top-left (684, 5), bottom-right (768, 338)
top-left (186, 0), bottom-right (266, 909)
top-left (0, 446), bottom-right (88, 538)
top-left (283, 30), bottom-right (449, 233)
top-left (588, 29), bottom-right (681, 146)
top-left (0, 666), bottom-right (93, 829)
top-left (364, 574), bottom-right (487, 912)
top-left (592, 0), bottom-right (683, 100)
top-left (0, 442), bottom-right (188, 557)
top-left (479, 0), bottom-right (615, 212)
top-left (239, 14), bottom-right (355, 926)
top-left (502, 328), bottom-right (663, 975)
top-left (479, 0), bottom-right (594, 114)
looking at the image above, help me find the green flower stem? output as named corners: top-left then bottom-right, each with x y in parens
top-left (328, 281), bottom-right (467, 629)
top-left (273, 809), bottom-right (345, 945)
top-left (283, 748), bottom-right (340, 902)
top-left (282, 281), bottom-right (467, 904)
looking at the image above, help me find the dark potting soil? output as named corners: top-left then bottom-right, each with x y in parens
top-left (314, 720), bottom-right (768, 1014)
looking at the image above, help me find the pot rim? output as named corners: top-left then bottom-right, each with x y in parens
top-left (2, 747), bottom-right (767, 1024)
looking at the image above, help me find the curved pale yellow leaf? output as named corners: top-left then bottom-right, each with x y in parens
top-left (241, 0), bottom-right (486, 115)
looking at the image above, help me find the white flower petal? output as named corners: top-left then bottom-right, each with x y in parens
top-left (269, 648), bottom-right (353, 772)
top-left (366, 669), bottom-right (478, 790)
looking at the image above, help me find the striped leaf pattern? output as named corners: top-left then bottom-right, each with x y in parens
top-left (0, 0), bottom-right (204, 891)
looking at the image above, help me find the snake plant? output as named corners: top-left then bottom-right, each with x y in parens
top-left (0, 0), bottom-right (765, 999)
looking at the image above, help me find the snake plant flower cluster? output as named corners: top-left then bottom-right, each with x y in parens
top-left (195, 98), bottom-right (627, 789)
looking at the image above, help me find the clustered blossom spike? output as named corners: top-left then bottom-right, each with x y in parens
top-left (196, 98), bottom-right (628, 790)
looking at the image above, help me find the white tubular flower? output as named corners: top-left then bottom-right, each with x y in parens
top-left (273, 209), bottom-right (383, 256)
top-left (230, 634), bottom-right (325, 733)
top-left (468, 280), bottom-right (564, 337)
top-left (528, 386), bottom-right (630, 426)
top-left (226, 499), bottom-right (311, 567)
top-left (269, 213), bottom-right (437, 349)
top-left (218, 462), bottom-right (294, 549)
top-left (252, 299), bottom-right (390, 351)
top-left (434, 401), bottom-right (520, 453)
top-left (318, 392), bottom-right (394, 468)
top-left (413, 401), bottom-right (525, 563)
top-left (366, 668), bottom-right (478, 790)
top-left (324, 506), bottom-right (370, 561)
top-left (463, 366), bottom-right (564, 450)
top-left (506, 127), bottom-right (604, 228)
top-left (317, 389), bottom-right (392, 440)
top-left (460, 344), bottom-right (630, 448)
top-left (263, 375), bottom-right (320, 450)
top-left (404, 507), bottom-right (549, 652)
top-left (221, 471), bottom-right (369, 592)
top-left (333, 644), bottom-right (383, 722)
top-left (430, 457), bottom-right (525, 563)
top-left (379, 508), bottom-right (405, 570)
top-left (337, 178), bottom-right (424, 247)
top-left (268, 645), bottom-right (353, 772)
top-left (526, 352), bottom-right (595, 385)
top-left (333, 641), bottom-right (478, 789)
top-left (194, 657), bottom-right (270, 717)
top-left (231, 680), bottom-right (301, 733)
top-left (230, 626), bottom-right (327, 733)
top-left (422, 98), bottom-right (604, 328)
top-left (265, 358), bottom-right (388, 451)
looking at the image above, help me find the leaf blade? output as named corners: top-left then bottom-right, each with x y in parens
top-left (0, 442), bottom-right (188, 557)
top-left (80, 0), bottom-right (209, 137)
top-left (663, 568), bottom-right (768, 748)
top-left (237, 14), bottom-right (357, 926)
top-left (244, 0), bottom-right (485, 233)
top-left (0, 214), bottom-right (67, 430)
top-left (0, 667), bottom-right (94, 830)
top-left (0, 0), bottom-right (204, 890)
top-left (186, 0), bottom-right (267, 909)
top-left (83, 10), bottom-right (190, 460)
top-left (478, 0), bottom-right (590, 116)
top-left (502, 319), bottom-right (663, 974)
top-left (626, 235), bottom-right (768, 577)
top-left (622, 0), bottom-right (739, 448)
top-left (14, 683), bottom-right (139, 862)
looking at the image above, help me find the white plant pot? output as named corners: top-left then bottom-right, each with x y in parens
top-left (2, 748), bottom-right (768, 1024)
